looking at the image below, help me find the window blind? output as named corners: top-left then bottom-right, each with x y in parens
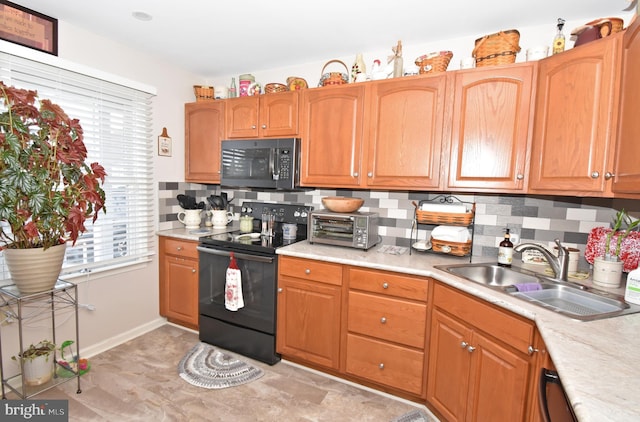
top-left (0, 51), bottom-right (155, 279)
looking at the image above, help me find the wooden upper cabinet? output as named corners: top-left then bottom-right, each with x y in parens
top-left (185, 101), bottom-right (225, 183)
top-left (300, 84), bottom-right (366, 188)
top-left (364, 75), bottom-right (446, 190)
top-left (528, 33), bottom-right (623, 196)
top-left (612, 17), bottom-right (640, 198)
top-left (446, 63), bottom-right (535, 192)
top-left (225, 91), bottom-right (299, 138)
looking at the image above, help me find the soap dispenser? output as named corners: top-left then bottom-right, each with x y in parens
top-left (498, 228), bottom-right (514, 267)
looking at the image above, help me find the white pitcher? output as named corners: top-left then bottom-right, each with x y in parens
top-left (211, 210), bottom-right (233, 228)
top-left (177, 209), bottom-right (202, 229)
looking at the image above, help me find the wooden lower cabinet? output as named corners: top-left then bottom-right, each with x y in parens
top-left (345, 267), bottom-right (429, 397)
top-left (276, 256), bottom-right (343, 370)
top-left (159, 237), bottom-right (199, 329)
top-left (428, 282), bottom-right (540, 422)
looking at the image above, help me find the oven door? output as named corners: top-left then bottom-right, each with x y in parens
top-left (197, 246), bottom-right (277, 334)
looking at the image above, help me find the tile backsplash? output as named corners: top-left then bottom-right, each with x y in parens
top-left (159, 182), bottom-right (640, 270)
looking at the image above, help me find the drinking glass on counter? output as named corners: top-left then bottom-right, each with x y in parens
top-left (261, 212), bottom-right (275, 237)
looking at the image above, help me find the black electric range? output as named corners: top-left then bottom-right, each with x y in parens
top-left (199, 201), bottom-right (313, 255)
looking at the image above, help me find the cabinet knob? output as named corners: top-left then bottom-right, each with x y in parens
top-left (460, 341), bottom-right (468, 349)
top-left (380, 317), bottom-right (387, 324)
top-left (353, 172), bottom-right (359, 177)
top-left (176, 246), bottom-right (183, 251)
top-left (261, 124), bottom-right (267, 129)
top-left (305, 269), bottom-right (311, 275)
top-left (378, 363), bottom-right (385, 369)
top-left (382, 282), bottom-right (389, 289)
top-left (251, 125), bottom-right (257, 129)
top-left (192, 268), bottom-right (196, 273)
top-left (367, 172), bottom-right (373, 177)
top-left (278, 288), bottom-right (283, 293)
top-left (528, 345), bottom-right (539, 355)
top-left (516, 173), bottom-right (524, 180)
top-left (467, 345), bottom-right (476, 353)
top-left (605, 172), bottom-right (615, 180)
top-left (591, 171), bottom-right (600, 179)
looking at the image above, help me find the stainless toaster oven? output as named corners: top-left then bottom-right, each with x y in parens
top-left (308, 210), bottom-right (379, 250)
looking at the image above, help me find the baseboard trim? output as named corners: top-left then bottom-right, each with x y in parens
top-left (81, 317), bottom-right (167, 358)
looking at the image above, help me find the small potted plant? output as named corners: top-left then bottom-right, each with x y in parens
top-left (589, 209), bottom-right (640, 287)
top-left (12, 340), bottom-right (56, 386)
top-left (0, 82), bottom-right (107, 294)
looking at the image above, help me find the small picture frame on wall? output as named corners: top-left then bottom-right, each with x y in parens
top-left (158, 128), bottom-right (172, 157)
top-left (0, 1), bottom-right (58, 55)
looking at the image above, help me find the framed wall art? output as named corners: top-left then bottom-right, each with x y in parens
top-left (0, 1), bottom-right (58, 55)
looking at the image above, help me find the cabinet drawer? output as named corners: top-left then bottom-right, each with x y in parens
top-left (433, 282), bottom-right (535, 353)
top-left (162, 238), bottom-right (198, 259)
top-left (348, 291), bottom-right (426, 348)
top-left (349, 268), bottom-right (428, 301)
top-left (345, 334), bottom-right (424, 396)
top-left (279, 256), bottom-right (342, 286)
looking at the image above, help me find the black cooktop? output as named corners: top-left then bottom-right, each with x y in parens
top-left (199, 202), bottom-right (312, 255)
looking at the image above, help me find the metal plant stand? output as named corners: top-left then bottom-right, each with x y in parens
top-left (0, 280), bottom-right (81, 399)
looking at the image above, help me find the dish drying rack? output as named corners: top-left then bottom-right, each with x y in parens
top-left (411, 195), bottom-right (475, 260)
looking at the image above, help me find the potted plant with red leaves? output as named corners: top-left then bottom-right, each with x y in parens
top-left (0, 81), bottom-right (106, 294)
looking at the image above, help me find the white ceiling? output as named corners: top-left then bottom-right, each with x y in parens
top-left (10, 0), bottom-right (638, 78)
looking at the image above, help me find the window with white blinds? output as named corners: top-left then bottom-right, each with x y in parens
top-left (0, 51), bottom-right (155, 279)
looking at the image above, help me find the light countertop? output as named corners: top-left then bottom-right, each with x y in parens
top-left (157, 228), bottom-right (638, 421)
top-left (276, 241), bottom-right (640, 422)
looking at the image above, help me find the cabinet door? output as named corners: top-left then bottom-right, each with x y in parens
top-left (259, 91), bottom-right (299, 137)
top-left (466, 332), bottom-right (530, 422)
top-left (364, 76), bottom-right (446, 189)
top-left (162, 256), bottom-right (199, 329)
top-left (447, 64), bottom-right (535, 191)
top-left (185, 102), bottom-right (224, 183)
top-left (300, 84), bottom-right (366, 188)
top-left (225, 96), bottom-right (259, 138)
top-left (612, 16), bottom-right (640, 198)
top-left (276, 277), bottom-right (342, 370)
top-left (427, 309), bottom-right (472, 422)
top-left (529, 34), bottom-right (621, 195)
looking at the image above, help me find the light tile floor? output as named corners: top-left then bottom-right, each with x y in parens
top-left (28, 324), bottom-right (437, 421)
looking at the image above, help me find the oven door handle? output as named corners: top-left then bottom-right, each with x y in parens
top-left (197, 246), bottom-right (275, 263)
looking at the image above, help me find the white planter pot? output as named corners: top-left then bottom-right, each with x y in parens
top-left (592, 257), bottom-right (624, 288)
top-left (22, 352), bottom-right (55, 386)
top-left (4, 243), bottom-right (67, 294)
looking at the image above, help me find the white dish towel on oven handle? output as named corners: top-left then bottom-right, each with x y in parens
top-left (225, 252), bottom-right (244, 311)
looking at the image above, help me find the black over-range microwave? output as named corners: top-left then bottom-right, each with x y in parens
top-left (220, 138), bottom-right (301, 190)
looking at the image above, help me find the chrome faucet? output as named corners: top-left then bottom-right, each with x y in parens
top-left (514, 239), bottom-right (570, 282)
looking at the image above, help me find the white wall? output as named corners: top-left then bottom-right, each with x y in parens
top-left (204, 14), bottom-right (635, 92)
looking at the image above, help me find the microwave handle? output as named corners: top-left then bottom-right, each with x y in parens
top-left (271, 148), bottom-right (279, 180)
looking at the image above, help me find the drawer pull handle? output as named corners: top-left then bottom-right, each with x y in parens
top-left (460, 341), bottom-right (468, 349)
top-left (467, 345), bottom-right (476, 353)
top-left (378, 363), bottom-right (385, 369)
top-left (305, 269), bottom-right (311, 275)
top-left (176, 246), bottom-right (183, 251)
top-left (380, 317), bottom-right (387, 324)
top-left (382, 282), bottom-right (389, 289)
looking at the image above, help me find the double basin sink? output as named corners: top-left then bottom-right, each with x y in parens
top-left (435, 263), bottom-right (640, 321)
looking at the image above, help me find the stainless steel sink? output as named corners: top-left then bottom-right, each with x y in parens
top-left (438, 263), bottom-right (540, 287)
top-left (435, 263), bottom-right (640, 321)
